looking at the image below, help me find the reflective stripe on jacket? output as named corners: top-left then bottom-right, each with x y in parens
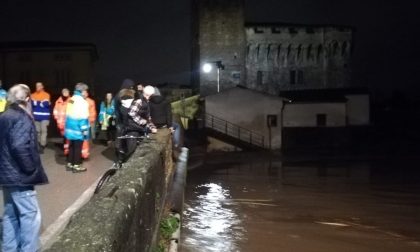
top-left (31, 90), bottom-right (51, 121)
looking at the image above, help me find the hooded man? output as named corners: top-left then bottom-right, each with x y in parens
top-left (113, 79), bottom-right (136, 166)
top-left (149, 92), bottom-right (181, 148)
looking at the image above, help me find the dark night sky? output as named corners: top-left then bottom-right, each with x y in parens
top-left (1, 0), bottom-right (419, 99)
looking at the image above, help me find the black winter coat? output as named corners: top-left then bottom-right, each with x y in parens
top-left (149, 95), bottom-right (172, 128)
top-left (0, 104), bottom-right (49, 186)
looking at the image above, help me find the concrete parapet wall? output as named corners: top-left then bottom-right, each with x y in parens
top-left (45, 130), bottom-right (174, 252)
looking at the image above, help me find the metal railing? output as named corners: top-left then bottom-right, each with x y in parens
top-left (205, 113), bottom-right (265, 148)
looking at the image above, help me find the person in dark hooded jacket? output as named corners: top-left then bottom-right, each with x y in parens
top-left (114, 79), bottom-right (153, 166)
top-left (149, 92), bottom-right (181, 148)
top-left (0, 84), bottom-right (49, 252)
top-left (149, 93), bottom-right (171, 128)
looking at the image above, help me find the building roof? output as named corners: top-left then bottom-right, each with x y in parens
top-left (206, 85), bottom-right (287, 101)
top-left (280, 87), bottom-right (369, 103)
top-left (0, 41), bottom-right (99, 60)
top-left (245, 22), bottom-right (354, 31)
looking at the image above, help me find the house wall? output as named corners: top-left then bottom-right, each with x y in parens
top-left (283, 102), bottom-right (347, 127)
top-left (345, 94), bottom-right (370, 125)
top-left (1, 49), bottom-right (95, 96)
top-left (205, 87), bottom-right (283, 149)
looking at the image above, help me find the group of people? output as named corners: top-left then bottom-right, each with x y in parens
top-left (113, 78), bottom-right (180, 167)
top-left (0, 79), bottom-right (180, 251)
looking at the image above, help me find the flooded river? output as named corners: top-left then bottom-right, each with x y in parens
top-left (181, 154), bottom-right (420, 252)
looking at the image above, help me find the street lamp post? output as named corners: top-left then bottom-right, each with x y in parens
top-left (202, 60), bottom-right (225, 93)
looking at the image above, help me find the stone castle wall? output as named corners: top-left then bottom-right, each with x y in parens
top-left (194, 0), bottom-right (353, 96)
top-left (195, 0), bottom-right (246, 96)
top-left (245, 25), bottom-right (352, 95)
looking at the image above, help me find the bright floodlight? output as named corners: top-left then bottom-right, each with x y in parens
top-left (202, 63), bottom-right (213, 73)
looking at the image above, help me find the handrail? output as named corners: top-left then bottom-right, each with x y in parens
top-left (205, 113), bottom-right (265, 148)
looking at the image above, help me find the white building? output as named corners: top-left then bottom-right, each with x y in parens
top-left (205, 86), bottom-right (370, 151)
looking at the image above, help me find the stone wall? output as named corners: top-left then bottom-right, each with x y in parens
top-left (245, 25), bottom-right (352, 95)
top-left (45, 131), bottom-right (174, 252)
top-left (196, 0), bottom-right (246, 96)
top-left (193, 0), bottom-right (354, 96)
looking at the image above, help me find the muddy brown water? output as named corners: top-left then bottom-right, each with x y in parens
top-left (181, 154), bottom-right (420, 252)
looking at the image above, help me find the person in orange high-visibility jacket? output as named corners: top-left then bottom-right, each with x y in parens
top-left (53, 88), bottom-right (70, 136)
top-left (81, 91), bottom-right (97, 159)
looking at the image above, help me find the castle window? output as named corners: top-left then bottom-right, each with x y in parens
top-left (271, 27), bottom-right (281, 34)
top-left (277, 45), bottom-right (282, 60)
top-left (257, 71), bottom-right (263, 86)
top-left (290, 70), bottom-right (303, 85)
top-left (297, 45), bottom-right (303, 60)
top-left (317, 44), bottom-right (323, 60)
top-left (317, 114), bottom-right (327, 127)
top-left (287, 44), bottom-right (292, 58)
top-left (332, 42), bottom-right (339, 56)
top-left (342, 42), bottom-right (348, 56)
top-left (306, 27), bottom-right (315, 34)
top-left (256, 44), bottom-right (261, 58)
top-left (267, 44), bottom-right (271, 60)
top-left (54, 53), bottom-right (72, 62)
top-left (289, 27), bottom-right (298, 34)
top-left (307, 44), bottom-right (313, 60)
top-left (254, 27), bottom-right (264, 34)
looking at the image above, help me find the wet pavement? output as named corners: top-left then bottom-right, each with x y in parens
top-left (0, 139), bottom-right (114, 233)
top-left (181, 153), bottom-right (420, 252)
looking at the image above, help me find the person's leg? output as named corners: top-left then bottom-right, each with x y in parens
top-left (81, 140), bottom-right (89, 159)
top-left (72, 140), bottom-right (86, 172)
top-left (67, 140), bottom-right (73, 164)
top-left (74, 140), bottom-right (83, 165)
top-left (90, 122), bottom-right (96, 140)
top-left (110, 129), bottom-right (116, 142)
top-left (115, 127), bottom-right (124, 164)
top-left (34, 121), bottom-right (41, 146)
top-left (11, 186), bottom-right (41, 252)
top-left (125, 131), bottom-right (140, 162)
top-left (64, 138), bottom-right (69, 155)
top-left (106, 128), bottom-right (112, 142)
top-left (2, 187), bottom-right (20, 252)
top-left (40, 120), bottom-right (50, 147)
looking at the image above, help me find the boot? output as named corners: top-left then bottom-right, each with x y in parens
top-left (66, 163), bottom-right (73, 171)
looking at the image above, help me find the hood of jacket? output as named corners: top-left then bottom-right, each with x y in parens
top-left (150, 95), bottom-right (165, 104)
top-left (120, 79), bottom-right (135, 90)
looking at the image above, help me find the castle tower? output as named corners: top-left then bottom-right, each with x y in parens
top-left (192, 0), bottom-right (246, 96)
